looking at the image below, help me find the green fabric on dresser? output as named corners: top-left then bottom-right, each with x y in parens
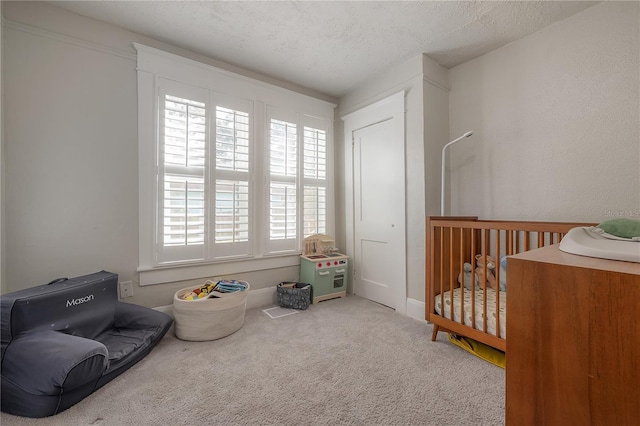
top-left (597, 218), bottom-right (640, 239)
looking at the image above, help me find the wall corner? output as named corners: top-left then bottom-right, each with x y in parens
top-left (421, 53), bottom-right (449, 92)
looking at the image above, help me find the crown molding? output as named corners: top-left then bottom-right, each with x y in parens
top-left (2, 17), bottom-right (136, 61)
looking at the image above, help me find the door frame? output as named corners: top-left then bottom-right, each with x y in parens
top-left (341, 91), bottom-right (407, 315)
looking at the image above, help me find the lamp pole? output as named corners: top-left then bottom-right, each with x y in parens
top-left (441, 131), bottom-right (473, 216)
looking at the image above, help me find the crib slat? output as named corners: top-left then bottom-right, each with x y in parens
top-left (439, 226), bottom-right (444, 322)
top-left (449, 227), bottom-right (454, 321)
top-left (508, 231), bottom-right (514, 256)
top-left (471, 229), bottom-right (476, 330)
top-left (459, 228), bottom-right (465, 325)
top-left (495, 230), bottom-right (501, 338)
top-left (482, 229), bottom-right (488, 334)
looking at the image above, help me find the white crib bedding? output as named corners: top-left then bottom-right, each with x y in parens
top-left (434, 288), bottom-right (507, 338)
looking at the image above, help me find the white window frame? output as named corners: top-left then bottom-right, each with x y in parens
top-left (134, 43), bottom-right (335, 285)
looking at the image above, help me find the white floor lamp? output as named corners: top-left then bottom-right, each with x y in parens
top-left (441, 131), bottom-right (473, 216)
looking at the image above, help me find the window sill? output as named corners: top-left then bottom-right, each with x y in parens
top-left (138, 253), bottom-right (301, 286)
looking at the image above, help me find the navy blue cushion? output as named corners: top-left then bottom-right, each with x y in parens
top-left (0, 271), bottom-right (172, 418)
top-left (2, 330), bottom-right (107, 394)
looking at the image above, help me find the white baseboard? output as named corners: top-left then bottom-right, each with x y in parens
top-left (246, 286), bottom-right (278, 309)
top-left (153, 304), bottom-right (174, 319)
top-left (406, 298), bottom-right (427, 323)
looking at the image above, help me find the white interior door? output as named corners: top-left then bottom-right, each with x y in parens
top-left (353, 118), bottom-right (405, 308)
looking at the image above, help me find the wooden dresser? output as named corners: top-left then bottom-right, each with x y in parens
top-left (506, 244), bottom-right (640, 426)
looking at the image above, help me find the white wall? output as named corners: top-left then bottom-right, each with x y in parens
top-left (0, 5), bottom-right (5, 294)
top-left (1, 2), bottom-right (335, 307)
top-left (4, 19), bottom-right (139, 292)
top-left (448, 2), bottom-right (640, 223)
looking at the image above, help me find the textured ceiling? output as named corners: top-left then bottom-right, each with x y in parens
top-left (51, 1), bottom-right (599, 98)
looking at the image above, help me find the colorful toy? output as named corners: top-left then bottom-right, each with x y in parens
top-left (180, 291), bottom-right (199, 300)
top-left (199, 281), bottom-right (217, 295)
top-left (179, 279), bottom-right (247, 300)
top-left (214, 279), bottom-right (247, 293)
top-left (180, 280), bottom-right (216, 300)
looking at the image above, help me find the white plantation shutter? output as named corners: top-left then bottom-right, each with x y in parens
top-left (303, 185), bottom-right (326, 237)
top-left (269, 119), bottom-right (297, 178)
top-left (213, 100), bottom-right (252, 258)
top-left (302, 125), bottom-right (327, 237)
top-left (215, 180), bottom-right (249, 242)
top-left (163, 95), bottom-right (206, 168)
top-left (159, 88), bottom-right (208, 262)
top-left (163, 175), bottom-right (205, 246)
top-left (267, 110), bottom-right (298, 252)
top-left (269, 182), bottom-right (297, 239)
top-left (215, 106), bottom-right (249, 172)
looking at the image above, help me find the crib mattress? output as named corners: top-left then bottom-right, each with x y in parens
top-left (434, 288), bottom-right (506, 338)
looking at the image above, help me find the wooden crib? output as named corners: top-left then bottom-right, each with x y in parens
top-left (426, 216), bottom-right (593, 352)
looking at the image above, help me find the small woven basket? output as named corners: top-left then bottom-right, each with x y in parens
top-left (276, 282), bottom-right (312, 310)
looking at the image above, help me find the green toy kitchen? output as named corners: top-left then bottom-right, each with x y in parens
top-left (299, 234), bottom-right (350, 304)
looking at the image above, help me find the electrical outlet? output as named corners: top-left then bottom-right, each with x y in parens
top-left (119, 281), bottom-right (134, 298)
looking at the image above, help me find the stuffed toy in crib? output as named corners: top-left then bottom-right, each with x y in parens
top-left (475, 254), bottom-right (497, 290)
top-left (457, 262), bottom-right (479, 289)
top-left (458, 255), bottom-right (508, 291)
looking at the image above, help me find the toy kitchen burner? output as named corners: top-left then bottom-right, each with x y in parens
top-left (300, 234), bottom-right (349, 304)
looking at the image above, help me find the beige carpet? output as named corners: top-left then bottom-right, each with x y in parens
top-left (1, 295), bottom-right (505, 425)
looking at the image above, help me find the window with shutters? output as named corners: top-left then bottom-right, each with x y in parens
top-left (135, 44), bottom-right (334, 283)
top-left (156, 82), bottom-right (254, 263)
top-left (266, 112), bottom-right (329, 253)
